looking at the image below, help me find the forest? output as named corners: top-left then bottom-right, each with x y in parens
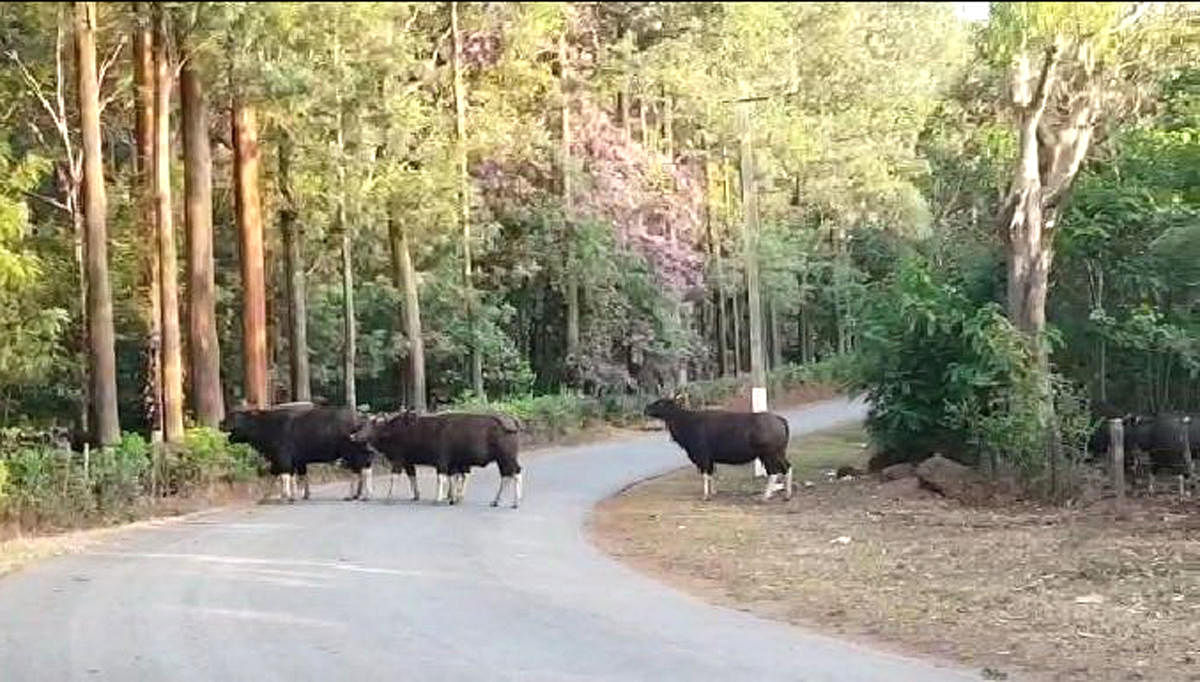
top-left (0, 2), bottom-right (1198, 522)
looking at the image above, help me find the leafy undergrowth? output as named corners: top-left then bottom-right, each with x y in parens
top-left (589, 424), bottom-right (1200, 682)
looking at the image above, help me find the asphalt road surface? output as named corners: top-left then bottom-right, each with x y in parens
top-left (0, 397), bottom-right (977, 681)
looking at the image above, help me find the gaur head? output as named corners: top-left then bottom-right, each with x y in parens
top-left (644, 393), bottom-right (688, 419)
top-left (349, 413), bottom-right (392, 444)
top-left (220, 407), bottom-right (259, 445)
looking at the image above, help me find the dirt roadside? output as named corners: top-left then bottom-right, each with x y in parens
top-left (588, 424), bottom-right (1200, 682)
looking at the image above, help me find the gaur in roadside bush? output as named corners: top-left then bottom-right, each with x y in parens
top-left (643, 395), bottom-right (792, 501)
top-left (350, 410), bottom-right (523, 508)
top-left (220, 402), bottom-right (375, 502)
top-left (1087, 412), bottom-right (1198, 477)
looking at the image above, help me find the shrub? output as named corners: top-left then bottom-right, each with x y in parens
top-left (856, 255), bottom-right (1091, 496)
top-left (166, 427), bottom-right (263, 495)
top-left (89, 433), bottom-right (150, 516)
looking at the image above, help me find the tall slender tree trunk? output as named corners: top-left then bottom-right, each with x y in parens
top-left (332, 33), bottom-right (356, 410)
top-left (451, 1), bottom-right (484, 400)
top-left (341, 231), bottom-right (356, 409)
top-left (74, 1), bottom-right (120, 446)
top-left (180, 42), bottom-right (224, 428)
top-left (278, 131), bottom-right (310, 402)
top-left (731, 290), bottom-right (742, 376)
top-left (560, 29), bottom-right (579, 377)
top-left (663, 94), bottom-right (674, 161)
top-left (232, 95), bottom-right (268, 408)
top-left (132, 5), bottom-right (162, 441)
top-left (153, 7), bottom-right (184, 442)
top-left (769, 297), bottom-right (783, 369)
top-left (737, 96), bottom-right (768, 476)
top-left (390, 212), bottom-right (426, 412)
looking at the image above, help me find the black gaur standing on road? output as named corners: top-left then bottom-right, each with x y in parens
top-left (643, 396), bottom-right (792, 501)
top-left (221, 403), bottom-right (375, 502)
top-left (350, 411), bottom-right (523, 508)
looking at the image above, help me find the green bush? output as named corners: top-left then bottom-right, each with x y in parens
top-left (89, 433), bottom-right (150, 515)
top-left (855, 255), bottom-right (1091, 495)
top-left (166, 427), bottom-right (263, 494)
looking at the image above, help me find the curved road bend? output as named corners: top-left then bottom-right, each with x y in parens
top-left (0, 397), bottom-right (976, 681)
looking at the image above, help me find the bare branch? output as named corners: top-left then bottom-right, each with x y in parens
top-left (97, 36), bottom-right (127, 89)
top-left (6, 50), bottom-right (62, 128)
top-left (22, 190), bottom-right (70, 214)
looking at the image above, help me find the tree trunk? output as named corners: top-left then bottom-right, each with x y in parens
top-left (395, 215), bottom-right (426, 412)
top-left (74, 1), bottom-right (120, 446)
top-left (341, 229), bottom-right (356, 409)
top-left (152, 7), bottom-right (184, 443)
top-left (180, 43), bottom-right (224, 428)
top-left (132, 5), bottom-right (162, 442)
top-left (278, 131), bottom-right (310, 402)
top-left (663, 94), bottom-right (674, 161)
top-left (332, 33), bottom-right (356, 410)
top-left (731, 289), bottom-right (742, 376)
top-left (560, 29), bottom-right (579, 377)
top-left (451, 1), bottom-right (484, 400)
top-left (232, 96), bottom-right (268, 408)
top-left (737, 99), bottom-right (767, 412)
top-left (770, 297), bottom-right (783, 369)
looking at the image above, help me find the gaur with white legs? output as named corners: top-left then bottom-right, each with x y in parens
top-left (643, 395), bottom-right (792, 501)
top-left (351, 411), bottom-right (523, 508)
top-left (221, 403), bottom-right (375, 503)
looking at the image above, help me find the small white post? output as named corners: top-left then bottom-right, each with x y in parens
top-left (752, 386), bottom-right (768, 477)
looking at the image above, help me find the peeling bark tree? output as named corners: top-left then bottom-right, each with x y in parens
top-left (181, 37), bottom-right (224, 428)
top-left (232, 95), bottom-right (268, 408)
top-left (73, 1), bottom-right (120, 446)
top-left (153, 7), bottom-right (184, 442)
top-left (132, 4), bottom-right (162, 441)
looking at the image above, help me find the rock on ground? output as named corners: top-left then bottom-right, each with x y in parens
top-left (915, 454), bottom-right (989, 504)
top-left (876, 476), bottom-right (933, 500)
top-left (880, 463), bottom-right (915, 481)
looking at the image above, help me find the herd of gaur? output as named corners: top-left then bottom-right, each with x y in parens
top-left (213, 394), bottom-right (798, 507)
top-left (215, 398), bottom-right (1198, 506)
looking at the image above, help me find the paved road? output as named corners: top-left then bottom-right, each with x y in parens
top-left (0, 397), bottom-right (976, 682)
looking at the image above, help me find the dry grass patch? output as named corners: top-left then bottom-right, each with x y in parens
top-left (590, 424), bottom-right (1200, 682)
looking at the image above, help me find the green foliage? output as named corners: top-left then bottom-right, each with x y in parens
top-left (0, 427), bottom-right (261, 530)
top-left (165, 427), bottom-right (263, 494)
top-left (855, 254), bottom-right (1089, 493)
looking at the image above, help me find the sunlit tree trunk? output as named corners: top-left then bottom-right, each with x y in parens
top-left (389, 210), bottom-right (427, 412)
top-left (132, 4), bottom-right (162, 441)
top-left (152, 6), bottom-right (184, 442)
top-left (277, 131), bottom-right (309, 402)
top-left (450, 2), bottom-right (484, 400)
top-left (74, 1), bottom-right (120, 445)
top-left (181, 38), bottom-right (224, 428)
top-left (232, 94), bottom-right (268, 408)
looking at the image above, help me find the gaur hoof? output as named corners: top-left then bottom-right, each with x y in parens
top-left (510, 503), bottom-right (519, 510)
top-left (490, 500), bottom-right (499, 507)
